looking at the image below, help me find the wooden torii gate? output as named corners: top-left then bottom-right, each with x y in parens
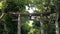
top-left (7, 11), bottom-right (56, 34)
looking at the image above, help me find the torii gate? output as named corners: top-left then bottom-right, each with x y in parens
top-left (7, 11), bottom-right (55, 34)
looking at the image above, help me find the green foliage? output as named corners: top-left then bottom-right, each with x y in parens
top-left (6, 1), bottom-right (19, 12)
top-left (0, 1), bottom-right (3, 9)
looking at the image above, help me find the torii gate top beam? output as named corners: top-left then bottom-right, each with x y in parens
top-left (7, 11), bottom-right (56, 16)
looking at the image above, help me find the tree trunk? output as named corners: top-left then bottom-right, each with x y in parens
top-left (40, 14), bottom-right (44, 34)
top-left (17, 14), bottom-right (21, 34)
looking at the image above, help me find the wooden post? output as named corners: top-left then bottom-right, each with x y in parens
top-left (3, 23), bottom-right (8, 34)
top-left (17, 14), bottom-right (21, 34)
top-left (55, 12), bottom-right (59, 34)
top-left (40, 14), bottom-right (44, 34)
top-left (55, 0), bottom-right (59, 34)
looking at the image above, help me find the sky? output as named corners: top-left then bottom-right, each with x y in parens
top-left (25, 5), bottom-right (38, 13)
